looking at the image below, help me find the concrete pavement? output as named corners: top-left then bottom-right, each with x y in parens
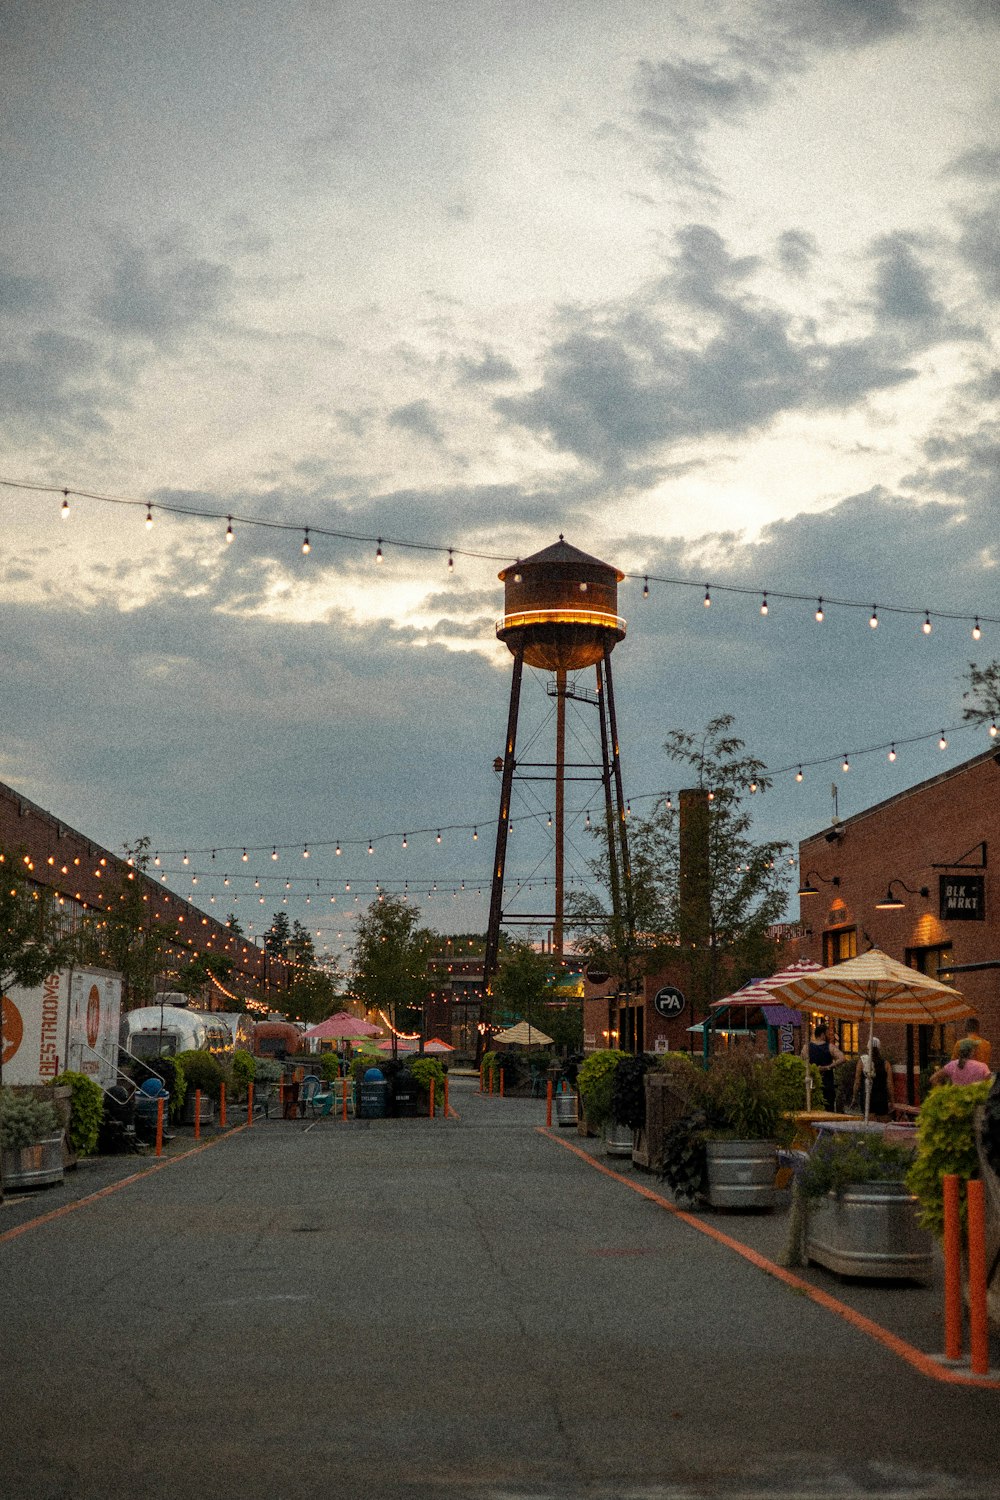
top-left (2, 1079), bottom-right (999, 1499)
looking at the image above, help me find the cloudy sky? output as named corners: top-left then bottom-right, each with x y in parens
top-left (2, 0), bottom-right (998, 959)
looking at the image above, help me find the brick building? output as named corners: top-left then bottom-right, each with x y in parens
top-left (796, 745), bottom-right (1000, 1102)
top-left (0, 779), bottom-right (291, 1009)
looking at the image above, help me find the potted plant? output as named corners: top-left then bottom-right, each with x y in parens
top-left (174, 1049), bottom-right (224, 1125)
top-left (699, 1049), bottom-right (795, 1209)
top-left (606, 1054), bottom-right (649, 1157)
top-left (0, 1087), bottom-right (65, 1189)
top-left (795, 1132), bottom-right (932, 1281)
top-left (576, 1049), bottom-right (624, 1140)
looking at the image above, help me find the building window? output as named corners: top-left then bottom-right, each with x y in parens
top-left (822, 927), bottom-right (857, 966)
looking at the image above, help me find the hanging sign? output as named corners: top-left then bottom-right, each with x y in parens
top-left (585, 966), bottom-right (610, 986)
top-left (939, 874), bottom-right (985, 922)
top-left (653, 986), bottom-right (686, 1019)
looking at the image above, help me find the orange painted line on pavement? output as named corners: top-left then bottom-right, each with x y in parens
top-left (539, 1128), bottom-right (1000, 1391)
top-left (0, 1125), bottom-right (249, 1246)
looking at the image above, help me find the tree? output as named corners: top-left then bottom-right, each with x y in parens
top-left (173, 952), bottom-right (235, 1000)
top-left (289, 919), bottom-right (316, 966)
top-left (226, 912), bottom-right (244, 936)
top-left (493, 941), bottom-right (552, 1031)
top-left (963, 660), bottom-right (1000, 731)
top-left (350, 895), bottom-right (432, 1036)
top-left (0, 845), bottom-right (81, 1088)
top-left (83, 837), bottom-right (174, 1011)
top-left (265, 911), bottom-right (291, 957)
top-left (284, 968), bottom-right (338, 1026)
top-left (570, 716), bottom-right (791, 1017)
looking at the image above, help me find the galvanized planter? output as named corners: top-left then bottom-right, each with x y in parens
top-left (555, 1091), bottom-right (578, 1128)
top-left (604, 1121), bottom-right (633, 1157)
top-left (705, 1139), bottom-right (779, 1209)
top-left (181, 1094), bottom-right (216, 1126)
top-left (1, 1135), bottom-right (66, 1190)
top-left (805, 1181), bottom-right (933, 1282)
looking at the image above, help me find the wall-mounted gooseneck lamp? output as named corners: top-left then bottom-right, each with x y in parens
top-left (797, 870), bottom-right (841, 897)
top-left (874, 879), bottom-right (930, 910)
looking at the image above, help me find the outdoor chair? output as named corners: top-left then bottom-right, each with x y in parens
top-left (308, 1082), bottom-right (337, 1117)
top-left (300, 1075), bottom-right (321, 1115)
top-left (336, 1077), bottom-right (356, 1117)
top-left (250, 1082), bottom-right (274, 1120)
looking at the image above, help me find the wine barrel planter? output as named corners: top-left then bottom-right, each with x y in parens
top-left (604, 1121), bottom-right (633, 1157)
top-left (705, 1139), bottom-right (779, 1209)
top-left (555, 1091), bottom-right (578, 1128)
top-left (1, 1135), bottom-right (65, 1190)
top-left (805, 1181), bottom-right (933, 1282)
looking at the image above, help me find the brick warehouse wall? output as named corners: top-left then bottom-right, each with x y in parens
top-left (0, 779), bottom-right (290, 1005)
top-left (797, 746), bottom-right (1000, 1092)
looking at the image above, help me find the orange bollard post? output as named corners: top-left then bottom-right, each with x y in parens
top-left (444, 1076), bottom-right (449, 1119)
top-left (342, 1078), bottom-right (349, 1122)
top-left (967, 1178), bottom-right (990, 1376)
top-left (489, 1068), bottom-right (494, 1096)
top-left (155, 1097), bottom-right (164, 1157)
top-left (429, 1078), bottom-right (435, 1119)
top-left (943, 1173), bottom-right (962, 1361)
top-left (194, 1088), bottom-right (201, 1140)
top-left (500, 1069), bottom-right (505, 1098)
top-left (546, 1079), bottom-right (553, 1127)
top-left (219, 1082), bottom-right (227, 1129)
top-left (479, 1063), bottom-right (484, 1095)
top-left (247, 1080), bottom-right (255, 1127)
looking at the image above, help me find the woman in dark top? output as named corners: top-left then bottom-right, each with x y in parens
top-left (851, 1037), bottom-right (891, 1118)
top-left (802, 1022), bottom-right (845, 1111)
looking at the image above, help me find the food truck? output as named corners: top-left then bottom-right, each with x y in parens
top-left (0, 967), bottom-right (122, 1088)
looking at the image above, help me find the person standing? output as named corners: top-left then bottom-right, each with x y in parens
top-left (802, 1022), bottom-right (845, 1112)
top-left (951, 1017), bottom-right (992, 1069)
top-left (851, 1037), bottom-right (891, 1119)
top-left (930, 1037), bottom-right (992, 1087)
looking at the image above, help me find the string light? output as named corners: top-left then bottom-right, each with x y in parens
top-left (145, 505), bottom-right (154, 529)
top-left (642, 577), bottom-right (649, 599)
top-left (61, 491), bottom-right (70, 519)
top-left (760, 593), bottom-right (768, 616)
top-left (226, 515), bottom-right (234, 544)
top-left (436, 830), bottom-right (442, 844)
top-left (869, 607), bottom-right (878, 629)
top-left (271, 847), bottom-right (278, 861)
top-left (301, 528), bottom-right (311, 555)
top-left (242, 848), bottom-right (248, 861)
top-left (888, 744), bottom-right (897, 761)
top-left (447, 549), bottom-right (454, 572)
top-left (402, 834), bottom-right (408, 848)
top-left (368, 839), bottom-right (373, 854)
top-left (973, 618), bottom-right (982, 640)
top-left (472, 827), bottom-right (478, 840)
top-left (922, 611), bottom-right (932, 634)
top-left (302, 844), bottom-right (309, 858)
top-left (815, 598), bottom-right (824, 623)
top-left (375, 538), bottom-right (383, 563)
top-left (939, 730), bottom-right (948, 749)
top-left (842, 754), bottom-right (850, 772)
top-left (795, 767), bottom-right (803, 782)
top-left (703, 585), bottom-right (711, 607)
top-left (991, 723), bottom-right (998, 739)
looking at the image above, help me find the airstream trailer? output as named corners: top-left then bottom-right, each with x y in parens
top-left (121, 1005), bottom-right (232, 1060)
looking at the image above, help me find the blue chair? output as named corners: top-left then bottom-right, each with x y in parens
top-left (300, 1075), bottom-right (321, 1114)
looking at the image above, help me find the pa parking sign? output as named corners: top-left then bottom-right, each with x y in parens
top-left (652, 986), bottom-right (686, 1019)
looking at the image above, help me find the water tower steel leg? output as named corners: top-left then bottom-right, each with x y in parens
top-left (483, 643), bottom-right (524, 1021)
top-left (603, 646), bottom-right (637, 1049)
top-left (553, 667), bottom-right (566, 957)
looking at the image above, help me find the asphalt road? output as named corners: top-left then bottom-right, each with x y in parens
top-left (2, 1081), bottom-right (999, 1500)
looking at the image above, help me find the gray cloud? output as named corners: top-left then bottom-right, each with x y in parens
top-left (90, 233), bottom-right (234, 342)
top-left (869, 233), bottom-right (949, 335)
top-left (457, 350), bottom-right (519, 385)
top-left (496, 225), bottom-right (920, 470)
top-left (776, 229), bottom-right (819, 278)
top-left (0, 330), bottom-right (110, 435)
top-left (387, 399), bottom-right (446, 446)
top-left (634, 53), bottom-right (775, 191)
top-left (774, 0), bottom-right (913, 50)
top-left (956, 199), bottom-right (1000, 300)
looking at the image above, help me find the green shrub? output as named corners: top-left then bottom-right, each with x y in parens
top-left (701, 1049), bottom-right (794, 1146)
top-left (481, 1050), bottom-right (498, 1087)
top-left (611, 1054), bottom-right (650, 1129)
top-left (409, 1056), bottom-right (447, 1113)
top-left (175, 1049), bottom-right (225, 1102)
top-left (231, 1049), bottom-right (256, 1096)
top-left (907, 1079), bottom-right (991, 1237)
top-left (797, 1133), bottom-right (915, 1201)
top-left (577, 1049), bottom-right (625, 1131)
top-left (770, 1053), bottom-right (823, 1113)
top-left (318, 1053), bottom-right (341, 1082)
top-left (0, 1089), bottom-right (61, 1149)
top-left (53, 1070), bottom-right (104, 1156)
top-left (253, 1057), bottom-right (282, 1086)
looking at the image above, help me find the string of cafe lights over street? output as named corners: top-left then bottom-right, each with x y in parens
top-left (4, 474), bottom-right (1000, 638)
top-left (145, 713), bottom-right (997, 869)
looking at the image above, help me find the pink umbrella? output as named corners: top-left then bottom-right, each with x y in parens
top-left (303, 1010), bottom-right (382, 1042)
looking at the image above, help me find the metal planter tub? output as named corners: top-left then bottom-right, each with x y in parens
top-left (604, 1121), bottom-right (633, 1157)
top-left (555, 1091), bottom-right (578, 1128)
top-left (705, 1139), bottom-right (779, 1209)
top-left (805, 1181), bottom-right (933, 1282)
top-left (1, 1135), bottom-right (65, 1190)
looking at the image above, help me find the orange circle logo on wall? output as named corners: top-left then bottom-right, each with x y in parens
top-left (86, 984), bottom-right (101, 1048)
top-left (1, 995), bottom-right (25, 1066)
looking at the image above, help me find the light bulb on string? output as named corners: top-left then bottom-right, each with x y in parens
top-left (271, 848), bottom-right (278, 861)
top-left (375, 538), bottom-right (383, 564)
top-left (302, 845), bottom-right (309, 859)
top-left (402, 834), bottom-right (408, 848)
top-left (922, 612), bottom-right (932, 634)
top-left (939, 731), bottom-right (948, 750)
top-left (973, 618), bottom-right (982, 640)
top-left (368, 839), bottom-right (373, 854)
top-left (472, 827), bottom-right (478, 841)
top-left (990, 723), bottom-right (998, 738)
top-left (760, 593), bottom-right (768, 616)
top-left (869, 607), bottom-right (878, 629)
top-left (642, 577), bottom-right (649, 599)
top-left (584, 810), bottom-right (591, 829)
top-left (436, 830), bottom-right (442, 844)
top-left (703, 585), bottom-right (711, 608)
top-left (145, 505), bottom-right (154, 529)
top-left (242, 848), bottom-right (248, 862)
top-left (447, 549), bottom-right (454, 572)
top-left (182, 853), bottom-right (189, 865)
top-left (154, 853), bottom-right (161, 867)
top-left (815, 598), bottom-right (824, 623)
top-left (61, 491), bottom-right (70, 519)
top-left (795, 767), bottom-right (803, 782)
top-left (842, 755), bottom-right (850, 772)
top-left (301, 529), bottom-right (311, 555)
top-left (226, 516), bottom-right (234, 544)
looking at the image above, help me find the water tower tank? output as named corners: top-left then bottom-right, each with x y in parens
top-left (497, 536), bottom-right (625, 672)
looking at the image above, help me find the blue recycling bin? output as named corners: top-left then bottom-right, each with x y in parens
top-left (359, 1067), bottom-right (389, 1119)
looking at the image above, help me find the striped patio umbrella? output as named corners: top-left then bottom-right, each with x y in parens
top-left (765, 948), bottom-right (973, 1120)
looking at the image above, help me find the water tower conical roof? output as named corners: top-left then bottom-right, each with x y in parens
top-left (499, 536), bottom-right (624, 582)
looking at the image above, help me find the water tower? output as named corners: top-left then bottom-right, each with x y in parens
top-left (482, 536), bottom-right (634, 1014)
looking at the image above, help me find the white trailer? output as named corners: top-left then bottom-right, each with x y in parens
top-left (0, 967), bottom-right (122, 1089)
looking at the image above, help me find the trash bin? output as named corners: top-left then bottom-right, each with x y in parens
top-left (392, 1072), bottom-right (420, 1117)
top-left (359, 1067), bottom-right (389, 1119)
top-left (555, 1090), bottom-right (578, 1127)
